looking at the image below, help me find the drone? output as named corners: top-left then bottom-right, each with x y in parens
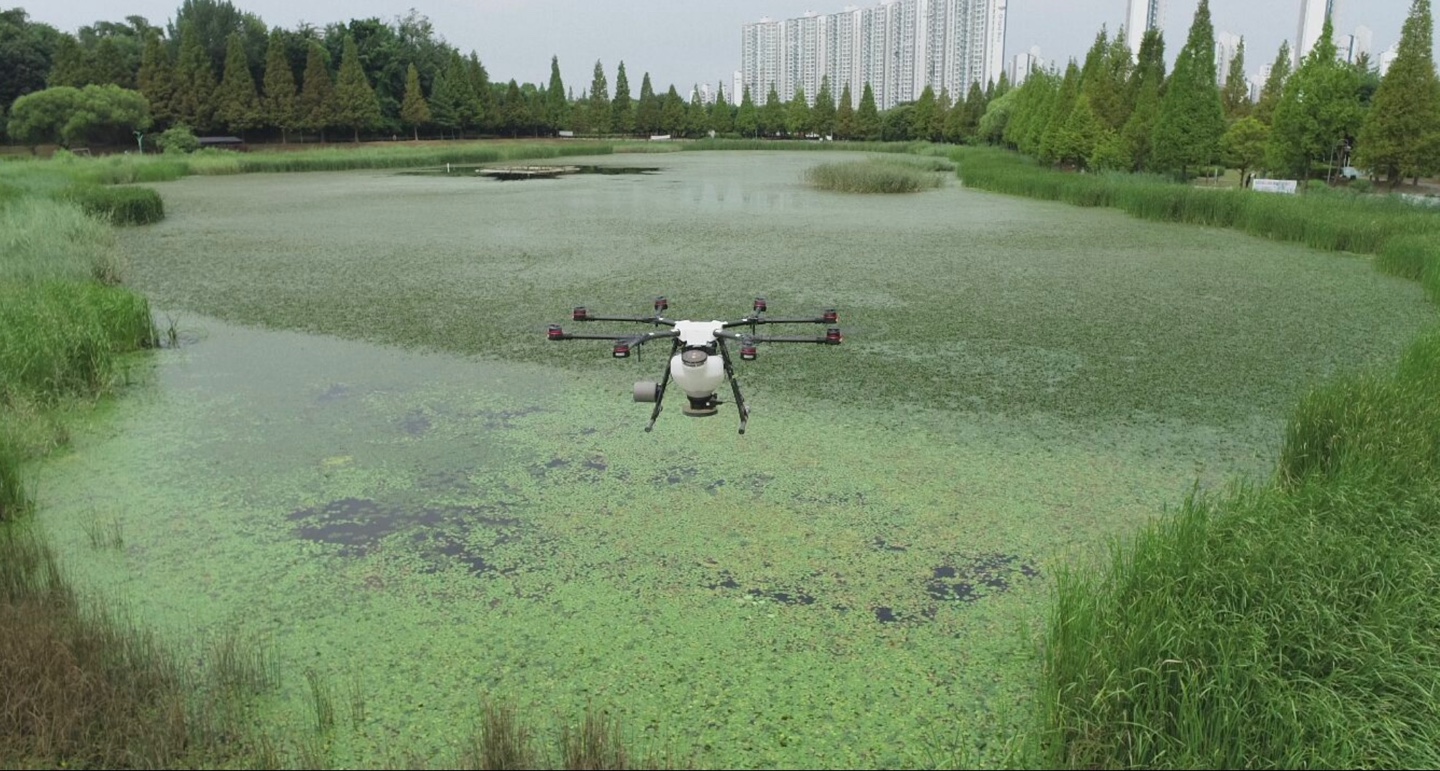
top-left (546, 297), bottom-right (842, 434)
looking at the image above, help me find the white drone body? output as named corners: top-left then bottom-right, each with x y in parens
top-left (547, 298), bottom-right (842, 434)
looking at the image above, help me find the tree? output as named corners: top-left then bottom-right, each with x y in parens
top-left (1221, 116), bottom-right (1270, 182)
top-left (1039, 61), bottom-right (1081, 164)
top-left (171, 20), bottom-right (217, 131)
top-left (686, 84), bottom-right (707, 137)
top-left (660, 85), bottom-right (686, 135)
top-left (261, 28), bottom-right (298, 142)
top-left (1, 9), bottom-right (64, 111)
top-left (1253, 42), bottom-right (1291, 125)
top-left (399, 62), bottom-right (430, 140)
top-left (856, 82), bottom-right (881, 140)
top-left (951, 80), bottom-right (985, 142)
top-left (1354, 0), bottom-right (1440, 189)
top-left (587, 60), bottom-right (610, 134)
top-left (1267, 18), bottom-right (1364, 180)
top-left (1221, 38), bottom-right (1251, 121)
top-left (834, 82), bottom-right (855, 139)
top-left (735, 84), bottom-right (759, 137)
top-left (811, 76), bottom-right (836, 137)
top-left (911, 85), bottom-right (939, 141)
top-left (500, 79), bottom-right (527, 136)
top-left (1057, 93), bottom-right (1104, 168)
top-left (214, 33), bottom-right (260, 134)
top-left (137, 32), bottom-right (176, 126)
top-left (977, 87), bottom-right (1019, 144)
top-left (761, 84), bottom-right (785, 136)
top-left (636, 73), bottom-right (661, 135)
top-left (429, 51), bottom-right (477, 137)
top-left (332, 35), bottom-right (381, 141)
top-left (7, 84), bottom-right (149, 148)
top-left (710, 84), bottom-right (734, 135)
top-left (782, 86), bottom-right (808, 136)
top-left (1151, 0), bottom-right (1225, 177)
top-left (48, 34), bottom-right (91, 87)
top-left (297, 39), bottom-right (334, 141)
top-left (90, 36), bottom-right (133, 88)
top-left (545, 55), bottom-right (567, 132)
top-left (466, 54), bottom-right (492, 133)
top-left (611, 61), bottom-right (633, 135)
top-left (1122, 29), bottom-right (1166, 170)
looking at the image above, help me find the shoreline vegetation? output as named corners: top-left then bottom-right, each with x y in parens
top-left (3, 138), bottom-right (1439, 768)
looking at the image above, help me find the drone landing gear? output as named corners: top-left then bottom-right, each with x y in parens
top-left (715, 338), bottom-right (751, 435)
top-left (636, 339), bottom-right (681, 433)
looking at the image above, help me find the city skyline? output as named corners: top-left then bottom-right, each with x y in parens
top-left (16, 1), bottom-right (1429, 101)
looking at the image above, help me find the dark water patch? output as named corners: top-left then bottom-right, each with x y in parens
top-left (871, 537), bottom-right (907, 552)
top-left (925, 553), bottom-right (1041, 602)
top-left (582, 456), bottom-right (608, 472)
top-left (874, 606), bottom-right (898, 623)
top-left (705, 570), bottom-right (816, 605)
top-left (705, 478), bottom-right (726, 493)
top-left (400, 410), bottom-right (432, 436)
top-left (315, 383), bottom-right (351, 404)
top-left (476, 406), bottom-right (542, 430)
top-left (545, 457), bottom-right (570, 469)
top-left (656, 466), bottom-right (699, 486)
top-left (288, 498), bottom-right (521, 559)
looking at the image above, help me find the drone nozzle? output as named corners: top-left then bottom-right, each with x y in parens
top-left (547, 325), bottom-right (565, 340)
top-left (654, 296), bottom-right (668, 312)
top-left (572, 307), bottom-right (589, 321)
top-left (753, 297), bottom-right (767, 313)
top-left (740, 342), bottom-right (758, 361)
top-left (822, 308), bottom-right (838, 323)
top-left (825, 327), bottom-right (843, 344)
top-left (613, 342), bottom-right (631, 358)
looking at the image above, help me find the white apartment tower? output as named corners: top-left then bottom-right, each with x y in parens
top-left (1215, 31), bottom-right (1241, 85)
top-left (740, 0), bottom-right (1008, 112)
top-left (1296, 0), bottom-right (1337, 67)
top-left (1125, 0), bottom-right (1163, 54)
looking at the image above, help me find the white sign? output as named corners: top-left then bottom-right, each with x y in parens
top-left (1252, 178), bottom-right (1298, 194)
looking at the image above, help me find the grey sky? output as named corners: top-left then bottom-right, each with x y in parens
top-left (17, 1), bottom-right (1425, 95)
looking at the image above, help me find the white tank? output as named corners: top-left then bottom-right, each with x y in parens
top-left (670, 348), bottom-right (725, 398)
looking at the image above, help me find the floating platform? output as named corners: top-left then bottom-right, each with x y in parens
top-left (476, 165), bottom-right (580, 180)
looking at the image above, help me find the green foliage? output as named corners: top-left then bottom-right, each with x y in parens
top-left (544, 55), bottom-right (567, 133)
top-left (587, 60), bottom-right (610, 134)
top-left (261, 29), bottom-right (298, 140)
top-left (810, 76), bottom-right (836, 137)
top-left (734, 85), bottom-right (758, 138)
top-left (1039, 61), bottom-right (1081, 164)
top-left (157, 123), bottom-right (200, 153)
top-left (1354, 0), bottom-right (1440, 188)
top-left (910, 84), bottom-right (939, 141)
top-left (709, 85), bottom-right (734, 136)
top-left (6, 86), bottom-right (82, 146)
top-left (213, 33), bottom-right (260, 134)
top-left (1221, 38), bottom-right (1251, 121)
top-left (332, 35), bottom-right (382, 141)
top-left (660, 85), bottom-right (686, 136)
top-left (0, 9), bottom-right (63, 112)
top-left (6, 85), bottom-right (151, 148)
top-left (610, 61), bottom-right (633, 135)
top-left (761, 84), bottom-right (785, 136)
top-left (803, 157), bottom-right (946, 193)
top-left (976, 87), bottom-right (1017, 145)
top-left (636, 73), bottom-right (661, 136)
top-left (61, 184), bottom-right (165, 225)
top-left (1221, 116), bottom-right (1270, 178)
top-left (170, 20), bottom-right (216, 131)
top-left (855, 82), bottom-right (881, 141)
top-left (297, 40), bottom-right (334, 138)
top-left (46, 34), bottom-right (89, 88)
top-left (136, 32), bottom-right (175, 126)
top-left (1151, 0), bottom-right (1225, 176)
top-left (1268, 19), bottom-right (1365, 180)
top-left (785, 87), bottom-right (810, 136)
top-left (428, 52), bottom-right (476, 136)
top-left (399, 63), bottom-right (431, 139)
top-left (1254, 41), bottom-right (1292, 124)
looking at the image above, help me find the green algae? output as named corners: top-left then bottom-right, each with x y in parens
top-left (29, 151), bottom-right (1437, 768)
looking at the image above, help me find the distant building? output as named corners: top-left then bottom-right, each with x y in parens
top-left (1009, 46), bottom-right (1045, 86)
top-left (740, 0), bottom-right (1008, 112)
top-left (1296, 0), bottom-right (1337, 67)
top-left (1215, 31), bottom-right (1242, 85)
top-left (1378, 41), bottom-right (1400, 74)
top-left (1337, 25), bottom-right (1373, 64)
top-left (1124, 0), bottom-right (1163, 54)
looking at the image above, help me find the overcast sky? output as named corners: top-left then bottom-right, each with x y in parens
top-left (17, 1), bottom-right (1427, 94)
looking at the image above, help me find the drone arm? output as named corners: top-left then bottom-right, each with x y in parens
top-left (577, 314), bottom-right (675, 326)
top-left (722, 316), bottom-right (832, 328)
top-left (746, 333), bottom-right (843, 345)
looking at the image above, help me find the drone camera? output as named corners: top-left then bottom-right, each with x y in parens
top-left (572, 307), bottom-right (589, 321)
top-left (740, 341), bottom-right (758, 361)
top-left (613, 342), bottom-right (631, 358)
top-left (654, 296), bottom-right (669, 312)
top-left (823, 308), bottom-right (839, 323)
top-left (826, 327), bottom-right (843, 344)
top-left (547, 325), bottom-right (565, 340)
top-left (753, 297), bottom-right (767, 313)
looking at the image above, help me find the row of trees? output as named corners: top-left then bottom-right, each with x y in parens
top-left (993, 0), bottom-right (1439, 188)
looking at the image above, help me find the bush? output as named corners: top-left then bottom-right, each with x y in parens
top-left (60, 184), bottom-right (164, 226)
top-left (804, 157), bottom-right (946, 193)
top-left (157, 124), bottom-right (199, 154)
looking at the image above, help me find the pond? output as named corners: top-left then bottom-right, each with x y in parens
top-left (34, 151), bottom-right (1434, 768)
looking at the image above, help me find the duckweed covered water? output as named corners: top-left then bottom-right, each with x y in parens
top-left (33, 152), bottom-right (1435, 767)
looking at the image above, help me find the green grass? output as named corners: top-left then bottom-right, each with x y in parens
top-left (61, 183), bottom-right (165, 226)
top-left (804, 157), bottom-right (951, 193)
top-left (957, 146), bottom-right (1440, 768)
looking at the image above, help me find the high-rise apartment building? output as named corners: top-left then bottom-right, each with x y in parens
top-left (1296, 0), bottom-right (1337, 67)
top-left (1215, 31), bottom-right (1242, 85)
top-left (1009, 46), bottom-right (1045, 86)
top-left (1124, 0), bottom-right (1163, 54)
top-left (740, 0), bottom-right (1007, 111)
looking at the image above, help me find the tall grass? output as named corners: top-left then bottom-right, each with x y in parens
top-left (972, 146), bottom-right (1440, 767)
top-left (804, 156), bottom-right (950, 193)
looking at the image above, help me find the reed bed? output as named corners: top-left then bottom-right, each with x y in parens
top-left (61, 184), bottom-right (165, 226)
top-left (961, 147), bottom-right (1440, 768)
top-left (804, 156), bottom-right (951, 193)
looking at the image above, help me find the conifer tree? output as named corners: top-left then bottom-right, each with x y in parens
top-left (1099, 29), bottom-right (1134, 128)
top-left (1122, 29), bottom-right (1166, 170)
top-left (761, 84), bottom-right (785, 136)
top-left (261, 29), bottom-right (297, 143)
top-left (91, 37), bottom-right (133, 88)
top-left (1151, 0), bottom-right (1225, 177)
top-left (171, 20), bottom-right (217, 131)
top-left (911, 85), bottom-right (938, 141)
top-left (1354, 0), bottom-right (1440, 188)
top-left (502, 79), bottom-right (526, 136)
top-left (1221, 38), bottom-right (1251, 121)
top-left (332, 35), bottom-right (380, 141)
top-left (214, 33), bottom-right (260, 134)
top-left (856, 82), bottom-right (881, 140)
top-left (786, 86), bottom-right (810, 136)
top-left (587, 60), bottom-right (610, 134)
top-left (430, 52), bottom-right (476, 137)
top-left (1267, 18), bottom-right (1363, 180)
top-left (687, 84), bottom-right (707, 137)
top-left (835, 82), bottom-right (855, 139)
top-left (711, 84), bottom-right (734, 135)
top-left (811, 76), bottom-right (836, 137)
top-left (660, 85), bottom-right (686, 135)
top-left (636, 73), bottom-right (661, 135)
top-left (47, 35), bottom-right (90, 87)
top-left (545, 55), bottom-right (567, 132)
top-left (736, 84), bottom-right (759, 137)
top-left (137, 33), bottom-right (176, 126)
top-left (467, 54), bottom-right (492, 133)
top-left (400, 62), bottom-right (430, 140)
top-left (611, 61), bottom-right (633, 135)
top-left (297, 39), bottom-right (334, 141)
top-left (1040, 61), bottom-right (1081, 164)
top-left (1253, 42), bottom-right (1291, 125)
top-left (958, 80), bottom-right (986, 141)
